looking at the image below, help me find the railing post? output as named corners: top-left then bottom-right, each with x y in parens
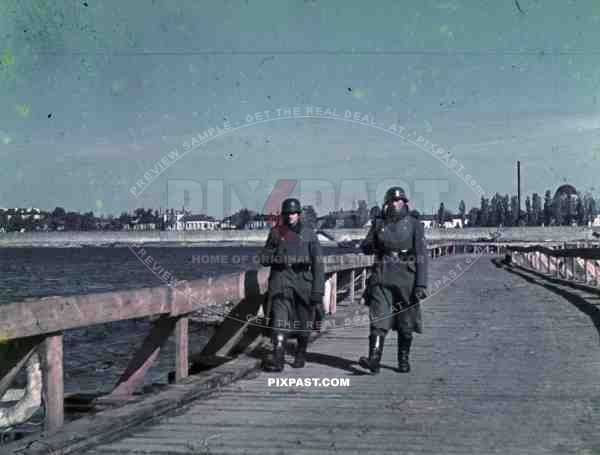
top-left (323, 276), bottom-right (331, 314)
top-left (350, 269), bottom-right (356, 302)
top-left (330, 272), bottom-right (337, 315)
top-left (361, 268), bottom-right (367, 293)
top-left (42, 333), bottom-right (64, 433)
top-left (556, 255), bottom-right (561, 278)
top-left (175, 316), bottom-right (189, 382)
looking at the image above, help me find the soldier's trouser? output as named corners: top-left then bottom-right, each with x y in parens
top-left (270, 288), bottom-right (313, 338)
top-left (368, 284), bottom-right (418, 338)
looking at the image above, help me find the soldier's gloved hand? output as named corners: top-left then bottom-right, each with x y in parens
top-left (310, 291), bottom-right (323, 306)
top-left (270, 254), bottom-right (286, 264)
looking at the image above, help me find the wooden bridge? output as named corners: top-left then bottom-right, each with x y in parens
top-left (3, 241), bottom-right (600, 454)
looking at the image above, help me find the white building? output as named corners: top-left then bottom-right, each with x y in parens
top-left (444, 217), bottom-right (465, 229)
top-left (179, 214), bottom-right (219, 231)
top-left (243, 214), bottom-right (282, 230)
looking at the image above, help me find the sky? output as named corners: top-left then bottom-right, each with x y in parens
top-left (1, 0), bottom-right (600, 217)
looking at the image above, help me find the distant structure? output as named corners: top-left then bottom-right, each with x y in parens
top-left (553, 184), bottom-right (578, 202)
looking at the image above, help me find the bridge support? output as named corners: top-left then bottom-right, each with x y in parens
top-left (42, 333), bottom-right (64, 432)
top-left (175, 317), bottom-right (189, 382)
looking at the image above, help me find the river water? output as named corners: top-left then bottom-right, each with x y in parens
top-left (0, 246), bottom-right (349, 399)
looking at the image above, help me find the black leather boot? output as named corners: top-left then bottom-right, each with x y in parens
top-left (397, 334), bottom-right (412, 373)
top-left (359, 335), bottom-right (385, 374)
top-left (292, 336), bottom-right (309, 368)
top-left (262, 334), bottom-right (285, 372)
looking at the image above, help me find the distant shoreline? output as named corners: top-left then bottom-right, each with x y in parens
top-left (0, 226), bottom-right (597, 247)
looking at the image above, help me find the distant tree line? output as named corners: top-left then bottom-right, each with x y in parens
top-left (461, 190), bottom-right (598, 227)
top-left (2, 190), bottom-right (598, 233)
top-left (0, 207), bottom-right (166, 233)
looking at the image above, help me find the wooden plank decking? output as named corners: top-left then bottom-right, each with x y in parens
top-left (73, 256), bottom-right (600, 455)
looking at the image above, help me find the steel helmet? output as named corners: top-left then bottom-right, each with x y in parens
top-left (384, 186), bottom-right (408, 204)
top-left (281, 198), bottom-right (302, 214)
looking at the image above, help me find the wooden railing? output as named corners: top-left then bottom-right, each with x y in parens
top-left (0, 241), bottom-right (506, 434)
top-left (505, 241), bottom-right (600, 286)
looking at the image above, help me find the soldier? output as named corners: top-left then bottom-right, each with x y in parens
top-left (259, 198), bottom-right (325, 372)
top-left (358, 187), bottom-right (428, 374)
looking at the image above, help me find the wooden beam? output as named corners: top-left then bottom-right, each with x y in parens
top-left (42, 334), bottom-right (64, 432)
top-left (197, 270), bottom-right (265, 359)
top-left (0, 286), bottom-right (171, 341)
top-left (169, 269), bottom-right (270, 317)
top-left (106, 315), bottom-right (177, 398)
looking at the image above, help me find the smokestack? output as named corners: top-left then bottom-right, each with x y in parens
top-left (517, 160), bottom-right (521, 223)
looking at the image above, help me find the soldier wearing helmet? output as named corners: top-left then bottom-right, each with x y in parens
top-left (358, 186), bottom-right (428, 373)
top-left (259, 198), bottom-right (325, 372)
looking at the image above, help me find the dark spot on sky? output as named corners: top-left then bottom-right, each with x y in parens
top-left (514, 0), bottom-right (525, 14)
top-left (347, 88), bottom-right (352, 93)
top-left (267, 95), bottom-right (271, 100)
top-left (259, 56), bottom-right (275, 66)
top-left (83, 1), bottom-right (88, 6)
top-left (48, 113), bottom-right (52, 119)
top-left (235, 81), bottom-right (240, 87)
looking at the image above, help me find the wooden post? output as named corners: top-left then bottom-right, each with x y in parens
top-left (558, 256), bottom-right (562, 278)
top-left (175, 316), bottom-right (189, 382)
top-left (330, 272), bottom-right (337, 315)
top-left (42, 333), bottom-right (64, 432)
top-left (361, 268), bottom-right (367, 293)
top-left (350, 269), bottom-right (356, 302)
top-left (323, 277), bottom-right (331, 314)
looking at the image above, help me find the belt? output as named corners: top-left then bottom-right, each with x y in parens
top-left (271, 263), bottom-right (311, 272)
top-left (383, 249), bottom-right (415, 258)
